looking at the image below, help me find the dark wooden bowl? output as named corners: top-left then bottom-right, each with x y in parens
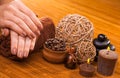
top-left (42, 45), bottom-right (67, 63)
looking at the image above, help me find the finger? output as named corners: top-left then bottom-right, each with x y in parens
top-left (10, 30), bottom-right (18, 55)
top-left (30, 37), bottom-right (36, 51)
top-left (3, 20), bottom-right (26, 37)
top-left (15, 12), bottom-right (40, 36)
top-left (23, 37), bottom-right (31, 58)
top-left (17, 36), bottom-right (25, 58)
top-left (6, 13), bottom-right (36, 39)
top-left (9, 5), bottom-right (40, 36)
top-left (1, 29), bottom-right (5, 35)
top-left (1, 28), bottom-right (10, 36)
top-left (14, 0), bottom-right (43, 30)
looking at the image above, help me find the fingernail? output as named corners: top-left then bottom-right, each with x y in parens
top-left (38, 22), bottom-right (43, 30)
top-left (1, 31), bottom-right (5, 35)
top-left (36, 30), bottom-right (40, 36)
top-left (30, 47), bottom-right (34, 51)
top-left (30, 44), bottom-right (35, 51)
top-left (12, 48), bottom-right (17, 55)
top-left (24, 52), bottom-right (28, 58)
top-left (18, 51), bottom-right (23, 58)
top-left (41, 23), bottom-right (43, 30)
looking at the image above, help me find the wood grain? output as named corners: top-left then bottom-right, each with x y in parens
top-left (0, 0), bottom-right (120, 78)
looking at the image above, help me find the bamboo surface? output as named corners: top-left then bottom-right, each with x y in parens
top-left (0, 0), bottom-right (120, 78)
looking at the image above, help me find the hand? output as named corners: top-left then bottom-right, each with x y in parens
top-left (0, 0), bottom-right (43, 38)
top-left (1, 28), bottom-right (36, 58)
top-left (10, 30), bottom-right (37, 58)
top-left (1, 28), bottom-right (37, 58)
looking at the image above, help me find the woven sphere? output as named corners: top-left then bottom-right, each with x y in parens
top-left (75, 41), bottom-right (96, 63)
top-left (55, 14), bottom-right (96, 62)
top-left (55, 14), bottom-right (94, 45)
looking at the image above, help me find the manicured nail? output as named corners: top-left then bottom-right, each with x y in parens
top-left (12, 48), bottom-right (17, 55)
top-left (30, 45), bottom-right (34, 51)
top-left (1, 31), bottom-right (5, 35)
top-left (24, 52), bottom-right (28, 58)
top-left (18, 51), bottom-right (23, 58)
top-left (38, 22), bottom-right (43, 30)
top-left (41, 23), bottom-right (43, 29)
top-left (35, 30), bottom-right (40, 36)
top-left (32, 34), bottom-right (36, 38)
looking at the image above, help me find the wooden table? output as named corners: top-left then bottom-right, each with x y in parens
top-left (0, 0), bottom-right (120, 78)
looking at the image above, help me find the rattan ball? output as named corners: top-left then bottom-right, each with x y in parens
top-left (55, 14), bottom-right (94, 45)
top-left (55, 14), bottom-right (96, 63)
top-left (75, 41), bottom-right (96, 63)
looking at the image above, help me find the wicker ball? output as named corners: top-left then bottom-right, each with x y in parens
top-left (55, 14), bottom-right (94, 45)
top-left (55, 14), bottom-right (96, 63)
top-left (75, 41), bottom-right (96, 63)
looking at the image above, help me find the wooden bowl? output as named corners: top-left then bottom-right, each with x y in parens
top-left (42, 45), bottom-right (67, 63)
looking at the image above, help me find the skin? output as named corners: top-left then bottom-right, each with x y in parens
top-left (11, 30), bottom-right (37, 58)
top-left (0, 0), bottom-right (42, 58)
top-left (0, 0), bottom-right (43, 38)
top-left (1, 28), bottom-right (37, 58)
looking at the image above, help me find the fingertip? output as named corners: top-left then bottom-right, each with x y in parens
top-left (34, 30), bottom-right (40, 36)
top-left (34, 18), bottom-right (43, 31)
top-left (38, 22), bottom-right (43, 30)
top-left (11, 48), bottom-right (17, 55)
top-left (29, 35), bottom-right (33, 39)
top-left (4, 30), bottom-right (10, 36)
top-left (30, 37), bottom-right (36, 51)
top-left (23, 51), bottom-right (29, 58)
top-left (30, 41), bottom-right (35, 51)
top-left (1, 31), bottom-right (5, 36)
top-left (36, 30), bottom-right (40, 36)
top-left (17, 51), bottom-right (23, 59)
top-left (30, 46), bottom-right (34, 51)
top-left (29, 33), bottom-right (36, 39)
top-left (1, 28), bottom-right (10, 37)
